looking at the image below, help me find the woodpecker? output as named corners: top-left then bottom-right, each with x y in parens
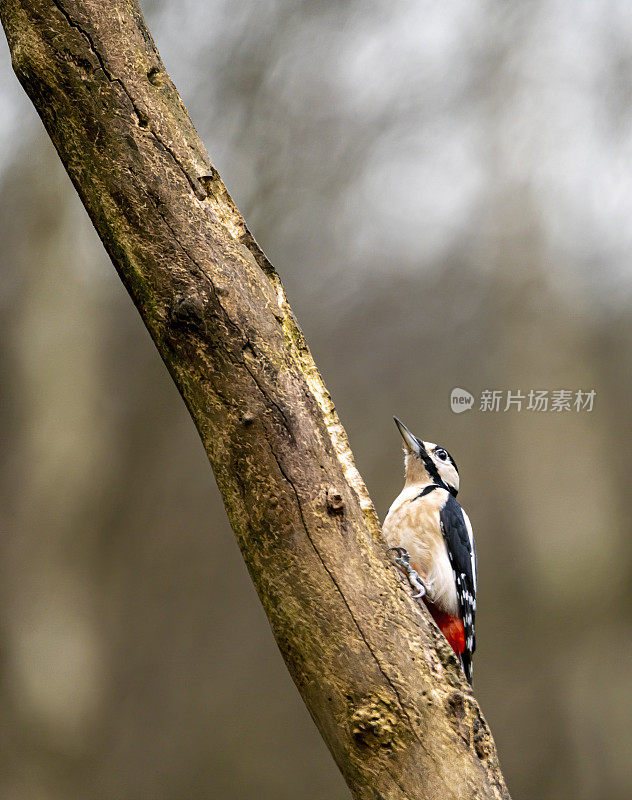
top-left (383, 417), bottom-right (477, 684)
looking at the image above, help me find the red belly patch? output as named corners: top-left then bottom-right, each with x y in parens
top-left (426, 603), bottom-right (465, 655)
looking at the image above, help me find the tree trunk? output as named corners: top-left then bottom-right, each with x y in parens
top-left (0, 2), bottom-right (511, 798)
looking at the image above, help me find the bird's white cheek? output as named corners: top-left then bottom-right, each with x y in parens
top-left (442, 465), bottom-right (458, 491)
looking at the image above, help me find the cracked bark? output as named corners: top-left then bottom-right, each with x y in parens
top-left (0, 2), bottom-right (512, 799)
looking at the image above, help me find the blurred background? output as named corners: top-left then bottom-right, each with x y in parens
top-left (1, 1), bottom-right (631, 798)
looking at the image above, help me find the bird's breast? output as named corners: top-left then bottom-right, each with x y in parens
top-left (383, 486), bottom-right (458, 616)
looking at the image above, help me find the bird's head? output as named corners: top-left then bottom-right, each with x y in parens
top-left (393, 417), bottom-right (459, 496)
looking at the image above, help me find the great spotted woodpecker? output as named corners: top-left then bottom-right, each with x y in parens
top-left (383, 418), bottom-right (477, 684)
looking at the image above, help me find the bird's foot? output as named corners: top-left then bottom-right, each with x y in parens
top-left (388, 546), bottom-right (426, 599)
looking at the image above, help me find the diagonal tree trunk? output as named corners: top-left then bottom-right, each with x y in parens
top-left (0, 2), bottom-right (511, 798)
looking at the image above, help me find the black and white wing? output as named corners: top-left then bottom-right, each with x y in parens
top-left (440, 494), bottom-right (477, 683)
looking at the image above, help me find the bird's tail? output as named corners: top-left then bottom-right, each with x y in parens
top-left (460, 652), bottom-right (473, 685)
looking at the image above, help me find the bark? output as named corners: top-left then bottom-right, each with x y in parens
top-left (0, 2), bottom-right (511, 798)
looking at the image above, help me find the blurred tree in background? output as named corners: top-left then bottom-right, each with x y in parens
top-left (1, 2), bottom-right (631, 798)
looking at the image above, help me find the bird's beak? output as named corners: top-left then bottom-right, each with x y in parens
top-left (393, 417), bottom-right (424, 456)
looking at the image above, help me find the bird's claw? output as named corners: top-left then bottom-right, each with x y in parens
top-left (409, 570), bottom-right (426, 599)
top-left (388, 547), bottom-right (426, 599)
top-left (388, 546), bottom-right (409, 562)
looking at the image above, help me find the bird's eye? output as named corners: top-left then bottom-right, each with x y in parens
top-left (435, 449), bottom-right (448, 461)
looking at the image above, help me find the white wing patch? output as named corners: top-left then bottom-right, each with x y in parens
top-left (462, 509), bottom-right (476, 598)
